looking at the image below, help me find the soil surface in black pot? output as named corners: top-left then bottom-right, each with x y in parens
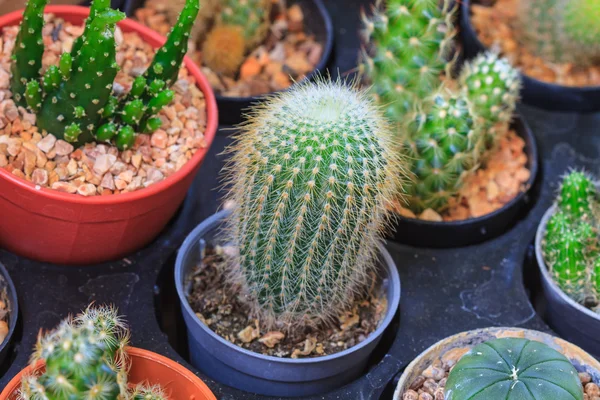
top-left (392, 128), bottom-right (531, 222)
top-left (470, 0), bottom-right (600, 88)
top-left (135, 0), bottom-right (323, 98)
top-left (186, 246), bottom-right (388, 359)
top-left (399, 343), bottom-right (600, 399)
top-left (0, 287), bottom-right (8, 346)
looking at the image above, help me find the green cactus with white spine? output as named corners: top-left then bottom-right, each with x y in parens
top-left (404, 89), bottom-right (483, 213)
top-left (11, 0), bottom-right (199, 150)
top-left (517, 0), bottom-right (600, 66)
top-left (18, 305), bottom-right (169, 400)
top-left (460, 52), bottom-right (521, 148)
top-left (445, 338), bottom-right (584, 400)
top-left (544, 171), bottom-right (600, 308)
top-left (361, 0), bottom-right (456, 119)
top-left (223, 79), bottom-right (406, 329)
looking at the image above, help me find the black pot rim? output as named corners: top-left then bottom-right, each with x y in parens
top-left (0, 262), bottom-right (18, 357)
top-left (214, 0), bottom-right (334, 106)
top-left (534, 204), bottom-right (600, 323)
top-left (461, 0), bottom-right (600, 93)
top-left (175, 209), bottom-right (401, 365)
top-left (397, 112), bottom-right (538, 228)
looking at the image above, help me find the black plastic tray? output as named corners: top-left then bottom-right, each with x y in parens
top-left (1, 1), bottom-right (600, 400)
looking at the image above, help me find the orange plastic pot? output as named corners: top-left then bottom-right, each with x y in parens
top-left (0, 6), bottom-right (218, 265)
top-left (0, 347), bottom-right (217, 400)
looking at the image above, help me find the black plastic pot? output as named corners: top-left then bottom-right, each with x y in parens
top-left (123, 0), bottom-right (334, 126)
top-left (460, 0), bottom-right (600, 113)
top-left (175, 210), bottom-right (401, 397)
top-left (391, 114), bottom-right (538, 248)
top-left (0, 263), bottom-right (18, 368)
top-left (535, 205), bottom-right (600, 359)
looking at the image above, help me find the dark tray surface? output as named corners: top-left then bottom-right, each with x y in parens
top-left (2, 1), bottom-right (600, 399)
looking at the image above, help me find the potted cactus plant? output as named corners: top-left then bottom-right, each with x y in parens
top-left (393, 327), bottom-right (600, 400)
top-left (0, 305), bottom-right (216, 400)
top-left (0, 0), bottom-right (218, 264)
top-left (535, 170), bottom-right (600, 358)
top-left (174, 79), bottom-right (403, 396)
top-left (461, 0), bottom-right (600, 112)
top-left (0, 262), bottom-right (17, 370)
top-left (361, 0), bottom-right (538, 247)
top-left (129, 0), bottom-right (334, 125)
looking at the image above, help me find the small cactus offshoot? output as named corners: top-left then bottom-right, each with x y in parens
top-left (543, 171), bottom-right (600, 308)
top-left (18, 305), bottom-right (169, 400)
top-left (202, 0), bottom-right (272, 76)
top-left (223, 79), bottom-right (407, 329)
top-left (11, 0), bottom-right (199, 150)
top-left (517, 0), bottom-right (600, 66)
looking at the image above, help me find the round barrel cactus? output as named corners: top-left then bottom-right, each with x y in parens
top-left (445, 338), bottom-right (584, 400)
top-left (223, 79), bottom-right (406, 329)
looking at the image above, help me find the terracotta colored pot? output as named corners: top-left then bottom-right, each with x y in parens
top-left (392, 327), bottom-right (600, 399)
top-left (0, 347), bottom-right (217, 400)
top-left (0, 6), bottom-right (218, 265)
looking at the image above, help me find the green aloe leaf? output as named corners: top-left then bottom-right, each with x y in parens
top-left (445, 338), bottom-right (584, 400)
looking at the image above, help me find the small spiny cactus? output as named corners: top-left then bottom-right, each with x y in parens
top-left (517, 0), bottom-right (600, 66)
top-left (202, 0), bottom-right (272, 76)
top-left (129, 384), bottom-right (168, 400)
top-left (361, 0), bottom-right (456, 119)
top-left (544, 171), bottom-right (600, 308)
top-left (223, 79), bottom-right (406, 329)
top-left (19, 305), bottom-right (130, 400)
top-left (11, 0), bottom-right (199, 149)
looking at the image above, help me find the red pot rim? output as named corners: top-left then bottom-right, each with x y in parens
top-left (0, 5), bottom-right (219, 206)
top-left (0, 347), bottom-right (217, 400)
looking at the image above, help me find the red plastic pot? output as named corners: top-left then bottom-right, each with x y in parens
top-left (0, 347), bottom-right (218, 400)
top-left (0, 6), bottom-right (218, 265)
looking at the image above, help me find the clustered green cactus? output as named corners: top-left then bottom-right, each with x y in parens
top-left (362, 0), bottom-right (521, 214)
top-left (223, 79), bottom-right (406, 329)
top-left (11, 0), bottom-right (199, 150)
top-left (19, 306), bottom-right (167, 400)
top-left (445, 338), bottom-right (584, 400)
top-left (202, 0), bottom-right (272, 76)
top-left (544, 171), bottom-right (600, 309)
top-left (517, 0), bottom-right (600, 67)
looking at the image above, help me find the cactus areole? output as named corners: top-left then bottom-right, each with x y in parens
top-left (224, 79), bottom-right (406, 330)
top-left (445, 338), bottom-right (584, 400)
top-left (10, 0), bottom-right (199, 150)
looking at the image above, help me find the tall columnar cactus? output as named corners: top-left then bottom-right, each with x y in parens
top-left (223, 79), bottom-right (406, 329)
top-left (202, 0), bottom-right (272, 76)
top-left (11, 0), bottom-right (199, 150)
top-left (19, 306), bottom-right (129, 399)
top-left (544, 171), bottom-right (600, 308)
top-left (403, 90), bottom-right (482, 213)
top-left (517, 0), bottom-right (600, 66)
top-left (361, 0), bottom-right (457, 119)
top-left (445, 338), bottom-right (584, 400)
top-left (460, 52), bottom-right (521, 148)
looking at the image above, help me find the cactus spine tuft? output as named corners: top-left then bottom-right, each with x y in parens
top-left (223, 79), bottom-right (407, 329)
top-left (11, 0), bottom-right (198, 149)
top-left (544, 171), bottom-right (600, 308)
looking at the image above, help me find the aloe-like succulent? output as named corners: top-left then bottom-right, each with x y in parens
top-left (445, 338), bottom-right (584, 400)
top-left (223, 79), bottom-right (406, 329)
top-left (202, 0), bottom-right (272, 76)
top-left (543, 171), bottom-right (600, 307)
top-left (11, 0), bottom-right (199, 150)
top-left (517, 0), bottom-right (600, 66)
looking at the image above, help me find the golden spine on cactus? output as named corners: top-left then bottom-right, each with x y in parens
top-left (202, 0), bottom-right (272, 76)
top-left (222, 78), bottom-right (407, 330)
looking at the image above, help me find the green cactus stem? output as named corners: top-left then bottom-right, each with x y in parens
top-left (445, 338), bottom-right (584, 400)
top-left (223, 79), bottom-right (406, 329)
top-left (404, 89), bottom-right (482, 213)
top-left (361, 0), bottom-right (456, 119)
top-left (558, 170), bottom-right (598, 220)
top-left (10, 0), bottom-right (48, 107)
